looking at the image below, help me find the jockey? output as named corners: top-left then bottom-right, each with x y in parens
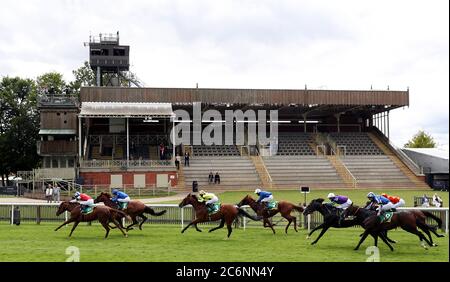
top-left (381, 193), bottom-right (405, 210)
top-left (70, 191), bottom-right (94, 211)
top-left (367, 192), bottom-right (395, 215)
top-left (327, 193), bottom-right (353, 222)
top-left (197, 190), bottom-right (219, 212)
top-left (254, 188), bottom-right (274, 209)
top-left (111, 189), bottom-right (131, 209)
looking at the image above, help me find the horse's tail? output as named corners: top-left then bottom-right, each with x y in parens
top-left (292, 204), bottom-right (304, 213)
top-left (110, 208), bottom-right (131, 221)
top-left (144, 206), bottom-right (167, 217)
top-left (237, 207), bottom-right (261, 221)
top-left (422, 211), bottom-right (442, 229)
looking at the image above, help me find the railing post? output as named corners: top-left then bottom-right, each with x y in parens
top-left (10, 204), bottom-right (14, 225)
top-left (181, 207), bottom-right (184, 229)
top-left (446, 209), bottom-right (449, 234)
top-left (307, 214), bottom-right (311, 232)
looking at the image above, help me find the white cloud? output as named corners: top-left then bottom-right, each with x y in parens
top-left (0, 0), bottom-right (448, 148)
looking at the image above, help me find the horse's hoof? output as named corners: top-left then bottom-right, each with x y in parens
top-left (432, 243), bottom-right (438, 247)
top-left (306, 236), bottom-right (310, 240)
top-left (125, 234), bottom-right (128, 238)
top-left (392, 240), bottom-right (397, 244)
top-left (354, 248), bottom-right (358, 251)
top-left (311, 242), bottom-right (316, 245)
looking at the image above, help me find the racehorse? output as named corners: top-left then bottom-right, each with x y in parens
top-left (178, 193), bottom-right (261, 238)
top-left (355, 203), bottom-right (444, 247)
top-left (347, 204), bottom-right (434, 251)
top-left (237, 195), bottom-right (304, 234)
top-left (94, 192), bottom-right (167, 231)
top-left (54, 201), bottom-right (129, 238)
top-left (302, 198), bottom-right (396, 246)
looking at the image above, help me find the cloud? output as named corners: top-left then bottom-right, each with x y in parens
top-left (0, 0), bottom-right (448, 149)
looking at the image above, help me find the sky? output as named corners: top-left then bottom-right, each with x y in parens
top-left (0, 0), bottom-right (448, 150)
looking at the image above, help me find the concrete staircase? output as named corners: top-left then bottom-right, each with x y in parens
top-left (263, 155), bottom-right (346, 189)
top-left (250, 156), bottom-right (272, 189)
top-left (368, 133), bottom-right (429, 188)
top-left (182, 156), bottom-right (261, 191)
top-left (326, 155), bottom-right (357, 188)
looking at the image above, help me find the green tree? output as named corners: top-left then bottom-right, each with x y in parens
top-left (36, 72), bottom-right (67, 95)
top-left (68, 61), bottom-right (95, 96)
top-left (0, 77), bottom-right (40, 185)
top-left (404, 130), bottom-right (437, 148)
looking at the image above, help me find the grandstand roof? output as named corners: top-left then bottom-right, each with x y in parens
top-left (80, 87), bottom-right (409, 109)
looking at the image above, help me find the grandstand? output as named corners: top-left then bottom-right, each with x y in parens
top-left (31, 35), bottom-right (431, 195)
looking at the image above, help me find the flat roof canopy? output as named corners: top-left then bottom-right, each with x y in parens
top-left (39, 129), bottom-right (77, 135)
top-left (79, 102), bottom-right (174, 118)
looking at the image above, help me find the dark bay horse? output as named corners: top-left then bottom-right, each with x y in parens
top-left (54, 201), bottom-right (129, 238)
top-left (302, 198), bottom-right (396, 246)
top-left (237, 195), bottom-right (304, 234)
top-left (178, 193), bottom-right (261, 238)
top-left (94, 192), bottom-right (167, 231)
top-left (347, 205), bottom-right (434, 251)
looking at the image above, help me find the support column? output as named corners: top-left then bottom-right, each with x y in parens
top-left (334, 113), bottom-right (342, 133)
top-left (302, 114), bottom-right (307, 133)
top-left (126, 118), bottom-right (129, 162)
top-left (96, 66), bottom-right (101, 86)
top-left (78, 116), bottom-right (82, 159)
top-left (172, 118), bottom-right (176, 163)
top-left (387, 111), bottom-right (390, 139)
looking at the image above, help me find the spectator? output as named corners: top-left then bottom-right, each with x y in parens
top-left (45, 184), bottom-right (53, 203)
top-left (184, 152), bottom-right (190, 166)
top-left (53, 184), bottom-right (61, 202)
top-left (421, 194), bottom-right (430, 207)
top-left (433, 193), bottom-right (443, 207)
top-left (159, 143), bottom-right (165, 160)
top-left (214, 171), bottom-right (221, 184)
top-left (208, 171), bottom-right (214, 184)
top-left (175, 154), bottom-right (181, 170)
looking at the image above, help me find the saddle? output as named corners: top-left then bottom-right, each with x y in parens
top-left (266, 201), bottom-right (278, 210)
top-left (81, 205), bottom-right (94, 215)
top-left (378, 211), bottom-right (394, 223)
top-left (207, 202), bottom-right (221, 215)
top-left (118, 202), bottom-right (129, 210)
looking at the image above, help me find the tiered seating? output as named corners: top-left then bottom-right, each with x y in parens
top-left (263, 156), bottom-right (344, 187)
top-left (183, 157), bottom-right (260, 189)
top-left (276, 133), bottom-right (315, 155)
top-left (341, 155), bottom-right (414, 186)
top-left (192, 145), bottom-right (240, 156)
top-left (329, 132), bottom-right (383, 155)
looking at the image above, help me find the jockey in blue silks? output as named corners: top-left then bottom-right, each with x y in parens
top-left (111, 189), bottom-right (131, 209)
top-left (254, 188), bottom-right (274, 209)
top-left (367, 192), bottom-right (395, 215)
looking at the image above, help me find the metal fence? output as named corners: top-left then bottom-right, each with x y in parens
top-left (0, 203), bottom-right (448, 233)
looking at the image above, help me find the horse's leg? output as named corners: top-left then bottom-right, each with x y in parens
top-left (100, 221), bottom-right (111, 239)
top-left (417, 222), bottom-right (435, 246)
top-left (138, 214), bottom-right (148, 230)
top-left (383, 230), bottom-right (397, 243)
top-left (378, 231), bottom-right (394, 251)
top-left (307, 223), bottom-right (324, 239)
top-left (428, 224), bottom-right (445, 238)
top-left (263, 217), bottom-right (276, 234)
top-left (225, 220), bottom-right (234, 238)
top-left (68, 221), bottom-right (80, 237)
top-left (209, 219), bottom-right (225, 233)
top-left (55, 218), bottom-right (75, 231)
top-left (111, 219), bottom-right (128, 237)
top-left (125, 215), bottom-right (139, 231)
top-left (401, 225), bottom-right (432, 249)
top-left (283, 214), bottom-right (297, 234)
top-left (354, 229), bottom-right (371, 250)
top-left (181, 218), bottom-right (203, 233)
top-left (194, 224), bottom-right (202, 232)
top-left (311, 225), bottom-right (331, 245)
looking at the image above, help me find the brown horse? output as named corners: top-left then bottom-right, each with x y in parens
top-left (347, 205), bottom-right (434, 251)
top-left (94, 192), bottom-right (167, 231)
top-left (178, 193), bottom-right (261, 238)
top-left (237, 195), bottom-right (304, 234)
top-left (54, 201), bottom-right (129, 238)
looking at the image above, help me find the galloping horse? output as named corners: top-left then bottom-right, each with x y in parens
top-left (302, 198), bottom-right (396, 246)
top-left (54, 201), bottom-right (129, 238)
top-left (346, 205), bottom-right (434, 251)
top-left (178, 193), bottom-right (261, 238)
top-left (237, 195), bottom-right (304, 234)
top-left (94, 192), bottom-right (167, 231)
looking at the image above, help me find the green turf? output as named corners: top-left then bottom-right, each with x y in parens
top-left (158, 189), bottom-right (449, 206)
top-left (0, 222), bottom-right (447, 262)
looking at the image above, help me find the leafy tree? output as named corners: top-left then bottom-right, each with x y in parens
top-left (68, 61), bottom-right (95, 96)
top-left (0, 77), bottom-right (39, 185)
top-left (404, 130), bottom-right (437, 148)
top-left (36, 72), bottom-right (66, 95)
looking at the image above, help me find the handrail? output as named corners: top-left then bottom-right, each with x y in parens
top-left (259, 156), bottom-right (272, 183)
top-left (372, 128), bottom-right (423, 175)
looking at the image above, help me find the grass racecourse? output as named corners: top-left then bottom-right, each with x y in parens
top-left (0, 189), bottom-right (448, 262)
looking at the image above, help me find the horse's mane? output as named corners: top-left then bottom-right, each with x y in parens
top-left (101, 192), bottom-right (112, 197)
top-left (315, 198), bottom-right (325, 203)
